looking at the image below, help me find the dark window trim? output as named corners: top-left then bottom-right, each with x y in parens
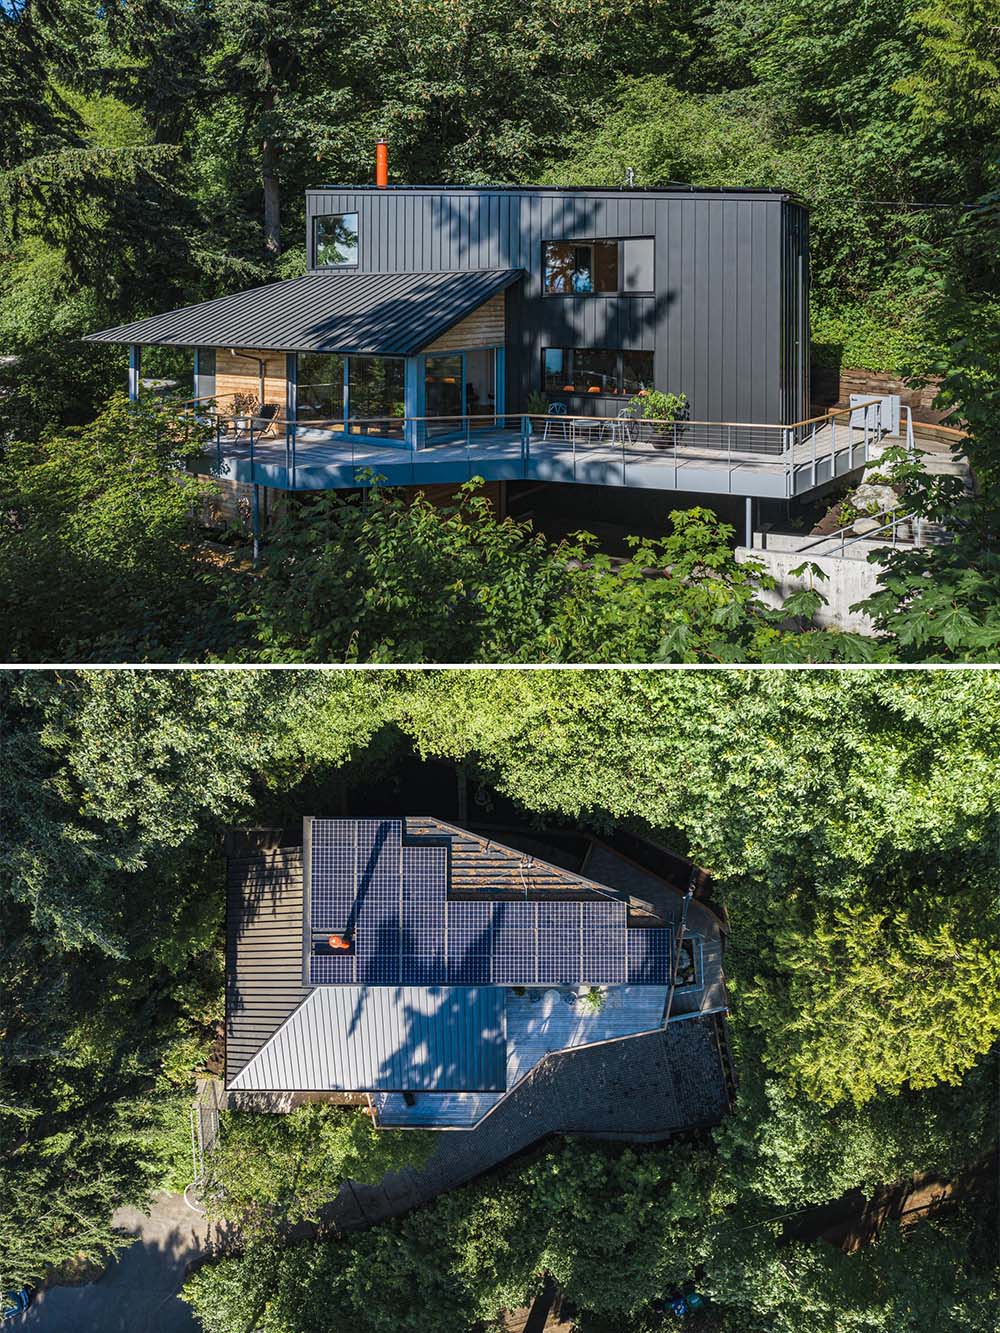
top-left (541, 346), bottom-right (654, 399)
top-left (541, 236), bottom-right (654, 296)
top-left (313, 211), bottom-right (360, 269)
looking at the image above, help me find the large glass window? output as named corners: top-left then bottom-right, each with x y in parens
top-left (543, 238), bottom-right (653, 295)
top-left (463, 348), bottom-right (496, 424)
top-left (543, 347), bottom-right (653, 397)
top-left (297, 352), bottom-right (345, 422)
top-left (348, 356), bottom-right (405, 435)
top-left (314, 212), bottom-right (359, 267)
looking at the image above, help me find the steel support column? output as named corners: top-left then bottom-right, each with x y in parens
top-left (744, 496), bottom-right (754, 548)
top-left (128, 345), bottom-right (141, 402)
top-left (252, 483), bottom-right (261, 564)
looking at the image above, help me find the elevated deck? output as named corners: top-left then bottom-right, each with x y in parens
top-left (196, 405), bottom-right (885, 503)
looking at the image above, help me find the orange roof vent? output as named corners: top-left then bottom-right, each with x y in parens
top-left (375, 139), bottom-right (388, 189)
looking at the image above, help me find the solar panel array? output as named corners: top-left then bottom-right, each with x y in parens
top-left (308, 819), bottom-right (672, 986)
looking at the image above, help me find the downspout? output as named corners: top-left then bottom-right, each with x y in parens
top-left (229, 348), bottom-right (266, 409)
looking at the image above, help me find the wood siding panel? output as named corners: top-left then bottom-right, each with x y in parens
top-left (215, 347), bottom-right (287, 411)
top-left (422, 292), bottom-right (504, 351)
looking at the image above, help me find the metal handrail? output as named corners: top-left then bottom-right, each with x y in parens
top-left (192, 397), bottom-right (890, 500)
top-left (181, 401), bottom-right (884, 436)
top-left (792, 509), bottom-right (921, 559)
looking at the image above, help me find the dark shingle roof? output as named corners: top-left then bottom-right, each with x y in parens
top-left (84, 268), bottom-right (522, 354)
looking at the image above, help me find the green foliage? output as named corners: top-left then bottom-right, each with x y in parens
top-left (0, 394), bottom-right (244, 662)
top-left (182, 1136), bottom-right (999, 1333)
top-left (4, 670), bottom-right (999, 1314)
top-left (249, 485), bottom-right (868, 664)
top-left (626, 389), bottom-right (689, 421)
top-left (745, 903), bottom-right (1000, 1106)
top-left (204, 1104), bottom-right (434, 1233)
top-left (811, 293), bottom-right (940, 376)
top-left (851, 202), bottom-right (1000, 658)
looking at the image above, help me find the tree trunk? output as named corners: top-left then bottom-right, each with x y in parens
top-left (261, 48), bottom-right (280, 259)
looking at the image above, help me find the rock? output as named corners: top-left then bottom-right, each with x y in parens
top-left (852, 516), bottom-right (882, 536)
top-left (850, 481), bottom-right (898, 512)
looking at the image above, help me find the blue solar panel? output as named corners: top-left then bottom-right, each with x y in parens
top-left (310, 953), bottom-right (356, 985)
top-left (310, 821), bottom-right (356, 932)
top-left (493, 930), bottom-right (536, 984)
top-left (582, 901), bottom-right (626, 983)
top-left (626, 928), bottom-right (671, 983)
top-left (399, 953), bottom-right (446, 984)
top-left (308, 820), bottom-right (667, 989)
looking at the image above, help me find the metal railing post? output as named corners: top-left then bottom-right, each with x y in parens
top-left (811, 422), bottom-right (817, 488)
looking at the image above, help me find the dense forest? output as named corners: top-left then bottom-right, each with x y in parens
top-left (1, 0), bottom-right (999, 662)
top-left (1, 670), bottom-right (998, 1329)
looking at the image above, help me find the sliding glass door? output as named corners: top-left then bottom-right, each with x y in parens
top-left (423, 349), bottom-right (497, 441)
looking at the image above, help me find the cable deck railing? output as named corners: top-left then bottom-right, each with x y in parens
top-left (172, 394), bottom-right (887, 497)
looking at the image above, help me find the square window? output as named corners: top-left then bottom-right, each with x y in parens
top-left (314, 212), bottom-right (359, 267)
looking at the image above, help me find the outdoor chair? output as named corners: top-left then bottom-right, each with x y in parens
top-left (251, 402), bottom-right (281, 437)
top-left (606, 409), bottom-right (636, 447)
top-left (542, 401), bottom-right (570, 442)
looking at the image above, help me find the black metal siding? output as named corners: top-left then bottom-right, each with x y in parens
top-left (225, 846), bottom-right (309, 1086)
top-left (307, 188), bottom-right (805, 424)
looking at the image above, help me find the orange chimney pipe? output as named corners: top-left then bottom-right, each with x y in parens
top-left (375, 140), bottom-right (388, 189)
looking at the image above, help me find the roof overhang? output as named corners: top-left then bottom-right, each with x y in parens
top-left (84, 267), bottom-right (522, 356)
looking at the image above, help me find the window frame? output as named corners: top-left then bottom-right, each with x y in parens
top-left (541, 347), bottom-right (654, 400)
top-left (541, 236), bottom-right (654, 297)
top-left (313, 211), bottom-right (360, 269)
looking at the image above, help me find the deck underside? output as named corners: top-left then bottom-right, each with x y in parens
top-left (205, 422), bottom-right (871, 501)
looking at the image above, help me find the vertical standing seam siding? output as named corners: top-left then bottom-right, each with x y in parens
top-left (304, 188), bottom-right (798, 423)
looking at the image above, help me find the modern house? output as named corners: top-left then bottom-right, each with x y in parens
top-left (87, 163), bottom-right (890, 541)
top-left (225, 817), bottom-right (730, 1131)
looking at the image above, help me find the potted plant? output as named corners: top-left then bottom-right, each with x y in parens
top-left (231, 391), bottom-right (259, 432)
top-left (582, 986), bottom-right (607, 1014)
top-left (626, 389), bottom-right (689, 450)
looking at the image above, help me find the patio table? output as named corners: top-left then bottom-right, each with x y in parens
top-left (571, 418), bottom-right (610, 445)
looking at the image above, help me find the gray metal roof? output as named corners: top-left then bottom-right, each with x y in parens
top-left (229, 985), bottom-right (507, 1093)
top-left (84, 268), bottom-right (522, 354)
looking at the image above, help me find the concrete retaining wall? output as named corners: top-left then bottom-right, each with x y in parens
top-left (736, 532), bottom-right (896, 634)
